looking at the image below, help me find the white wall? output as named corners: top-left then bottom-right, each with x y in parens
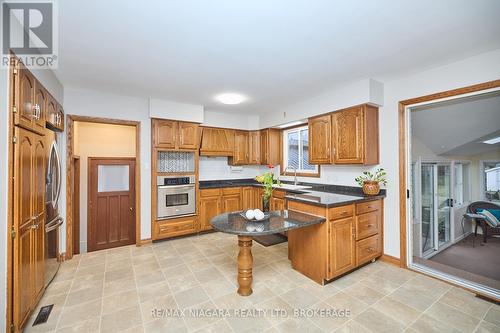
top-left (261, 48), bottom-right (500, 258)
top-left (149, 98), bottom-right (204, 123)
top-left (203, 110), bottom-right (260, 130)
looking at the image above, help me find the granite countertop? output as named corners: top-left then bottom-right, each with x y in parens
top-left (210, 210), bottom-right (326, 236)
top-left (199, 178), bottom-right (386, 208)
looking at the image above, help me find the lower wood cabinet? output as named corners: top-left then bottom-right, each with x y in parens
top-left (328, 217), bottom-right (356, 279)
top-left (199, 189), bottom-right (222, 232)
top-left (221, 188), bottom-right (242, 212)
top-left (13, 126), bottom-right (46, 329)
top-left (154, 216), bottom-right (198, 240)
top-left (288, 198), bottom-right (383, 284)
top-left (270, 190), bottom-right (286, 211)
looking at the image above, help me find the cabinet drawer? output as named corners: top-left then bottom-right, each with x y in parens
top-left (356, 199), bottom-right (381, 215)
top-left (356, 234), bottom-right (381, 265)
top-left (329, 204), bottom-right (354, 220)
top-left (273, 189), bottom-right (286, 199)
top-left (200, 188), bottom-right (221, 197)
top-left (222, 187), bottom-right (241, 195)
top-left (156, 217), bottom-right (197, 239)
top-left (356, 210), bottom-right (380, 240)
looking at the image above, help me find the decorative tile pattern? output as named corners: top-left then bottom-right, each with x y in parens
top-left (25, 232), bottom-right (500, 333)
top-left (157, 151), bottom-right (195, 173)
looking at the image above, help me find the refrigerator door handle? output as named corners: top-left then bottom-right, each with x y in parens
top-left (50, 141), bottom-right (62, 209)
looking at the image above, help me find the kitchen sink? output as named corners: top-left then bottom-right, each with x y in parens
top-left (274, 184), bottom-right (312, 191)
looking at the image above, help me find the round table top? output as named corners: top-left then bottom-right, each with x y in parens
top-left (210, 210), bottom-right (326, 236)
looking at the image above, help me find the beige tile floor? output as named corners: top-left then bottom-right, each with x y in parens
top-left (25, 232), bottom-right (500, 333)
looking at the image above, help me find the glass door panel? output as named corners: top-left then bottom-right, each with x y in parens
top-left (421, 164), bottom-right (435, 255)
top-left (437, 164), bottom-right (451, 247)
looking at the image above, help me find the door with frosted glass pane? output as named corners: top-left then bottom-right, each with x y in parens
top-left (88, 158), bottom-right (136, 251)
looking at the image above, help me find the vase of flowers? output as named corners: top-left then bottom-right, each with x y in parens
top-left (255, 165), bottom-right (281, 212)
top-left (355, 168), bottom-right (387, 196)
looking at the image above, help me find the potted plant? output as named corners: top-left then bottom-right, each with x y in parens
top-left (255, 165), bottom-right (281, 211)
top-left (355, 168), bottom-right (387, 196)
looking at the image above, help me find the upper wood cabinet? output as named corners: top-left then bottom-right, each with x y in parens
top-left (260, 129), bottom-right (281, 166)
top-left (229, 130), bottom-right (261, 166)
top-left (45, 94), bottom-right (64, 132)
top-left (229, 130), bottom-right (249, 165)
top-left (248, 131), bottom-right (261, 164)
top-left (308, 114), bottom-right (332, 164)
top-left (33, 84), bottom-right (47, 134)
top-left (14, 66), bottom-right (43, 134)
top-left (152, 119), bottom-right (199, 150)
top-left (199, 127), bottom-right (235, 156)
top-left (332, 104), bottom-right (379, 165)
top-left (178, 122), bottom-right (199, 149)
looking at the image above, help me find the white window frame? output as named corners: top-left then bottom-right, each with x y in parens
top-left (282, 125), bottom-right (318, 175)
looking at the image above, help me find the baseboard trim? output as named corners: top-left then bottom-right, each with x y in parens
top-left (139, 238), bottom-right (152, 246)
top-left (57, 253), bottom-right (66, 262)
top-left (380, 254), bottom-right (401, 266)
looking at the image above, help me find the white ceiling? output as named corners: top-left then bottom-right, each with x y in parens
top-left (411, 92), bottom-right (500, 156)
top-left (56, 0), bottom-right (500, 114)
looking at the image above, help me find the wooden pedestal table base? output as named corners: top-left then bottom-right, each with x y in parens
top-left (237, 236), bottom-right (253, 296)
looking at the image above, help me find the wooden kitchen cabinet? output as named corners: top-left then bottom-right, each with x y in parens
top-left (260, 128), bottom-right (281, 166)
top-left (229, 130), bottom-right (249, 165)
top-left (153, 119), bottom-right (177, 148)
top-left (152, 119), bottom-right (199, 150)
top-left (199, 127), bottom-right (235, 156)
top-left (178, 122), bottom-right (199, 149)
top-left (270, 190), bottom-right (286, 211)
top-left (221, 188), bottom-right (242, 212)
top-left (199, 189), bottom-right (222, 231)
top-left (45, 94), bottom-right (64, 132)
top-left (242, 187), bottom-right (255, 210)
top-left (332, 104), bottom-right (379, 165)
top-left (328, 217), bottom-right (356, 279)
top-left (287, 198), bottom-right (383, 284)
top-left (154, 216), bottom-right (198, 239)
top-left (308, 114), bottom-right (332, 164)
top-left (33, 84), bottom-right (47, 134)
top-left (13, 127), bottom-right (46, 328)
top-left (248, 131), bottom-right (261, 164)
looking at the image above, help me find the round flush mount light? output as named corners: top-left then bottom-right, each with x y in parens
top-left (215, 93), bottom-right (246, 105)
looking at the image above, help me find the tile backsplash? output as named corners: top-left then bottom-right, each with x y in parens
top-left (199, 156), bottom-right (267, 180)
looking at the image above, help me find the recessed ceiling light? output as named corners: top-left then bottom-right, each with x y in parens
top-left (215, 93), bottom-right (246, 105)
top-left (276, 120), bottom-right (305, 129)
top-left (483, 136), bottom-right (500, 144)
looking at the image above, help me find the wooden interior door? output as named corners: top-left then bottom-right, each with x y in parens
top-left (32, 135), bottom-right (46, 301)
top-left (309, 114), bottom-right (332, 164)
top-left (333, 107), bottom-right (364, 164)
top-left (329, 218), bottom-right (356, 278)
top-left (72, 157), bottom-right (81, 255)
top-left (88, 158), bottom-right (136, 252)
top-left (13, 127), bottom-right (34, 328)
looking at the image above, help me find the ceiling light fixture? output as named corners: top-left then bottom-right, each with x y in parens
top-left (215, 93), bottom-right (246, 105)
top-left (276, 120), bottom-right (305, 129)
top-left (483, 136), bottom-right (500, 144)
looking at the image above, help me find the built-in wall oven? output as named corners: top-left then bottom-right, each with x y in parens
top-left (157, 175), bottom-right (196, 219)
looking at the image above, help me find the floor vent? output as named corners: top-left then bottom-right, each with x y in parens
top-left (32, 304), bottom-right (54, 326)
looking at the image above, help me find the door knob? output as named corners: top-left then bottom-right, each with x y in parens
top-left (129, 207), bottom-right (133, 212)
